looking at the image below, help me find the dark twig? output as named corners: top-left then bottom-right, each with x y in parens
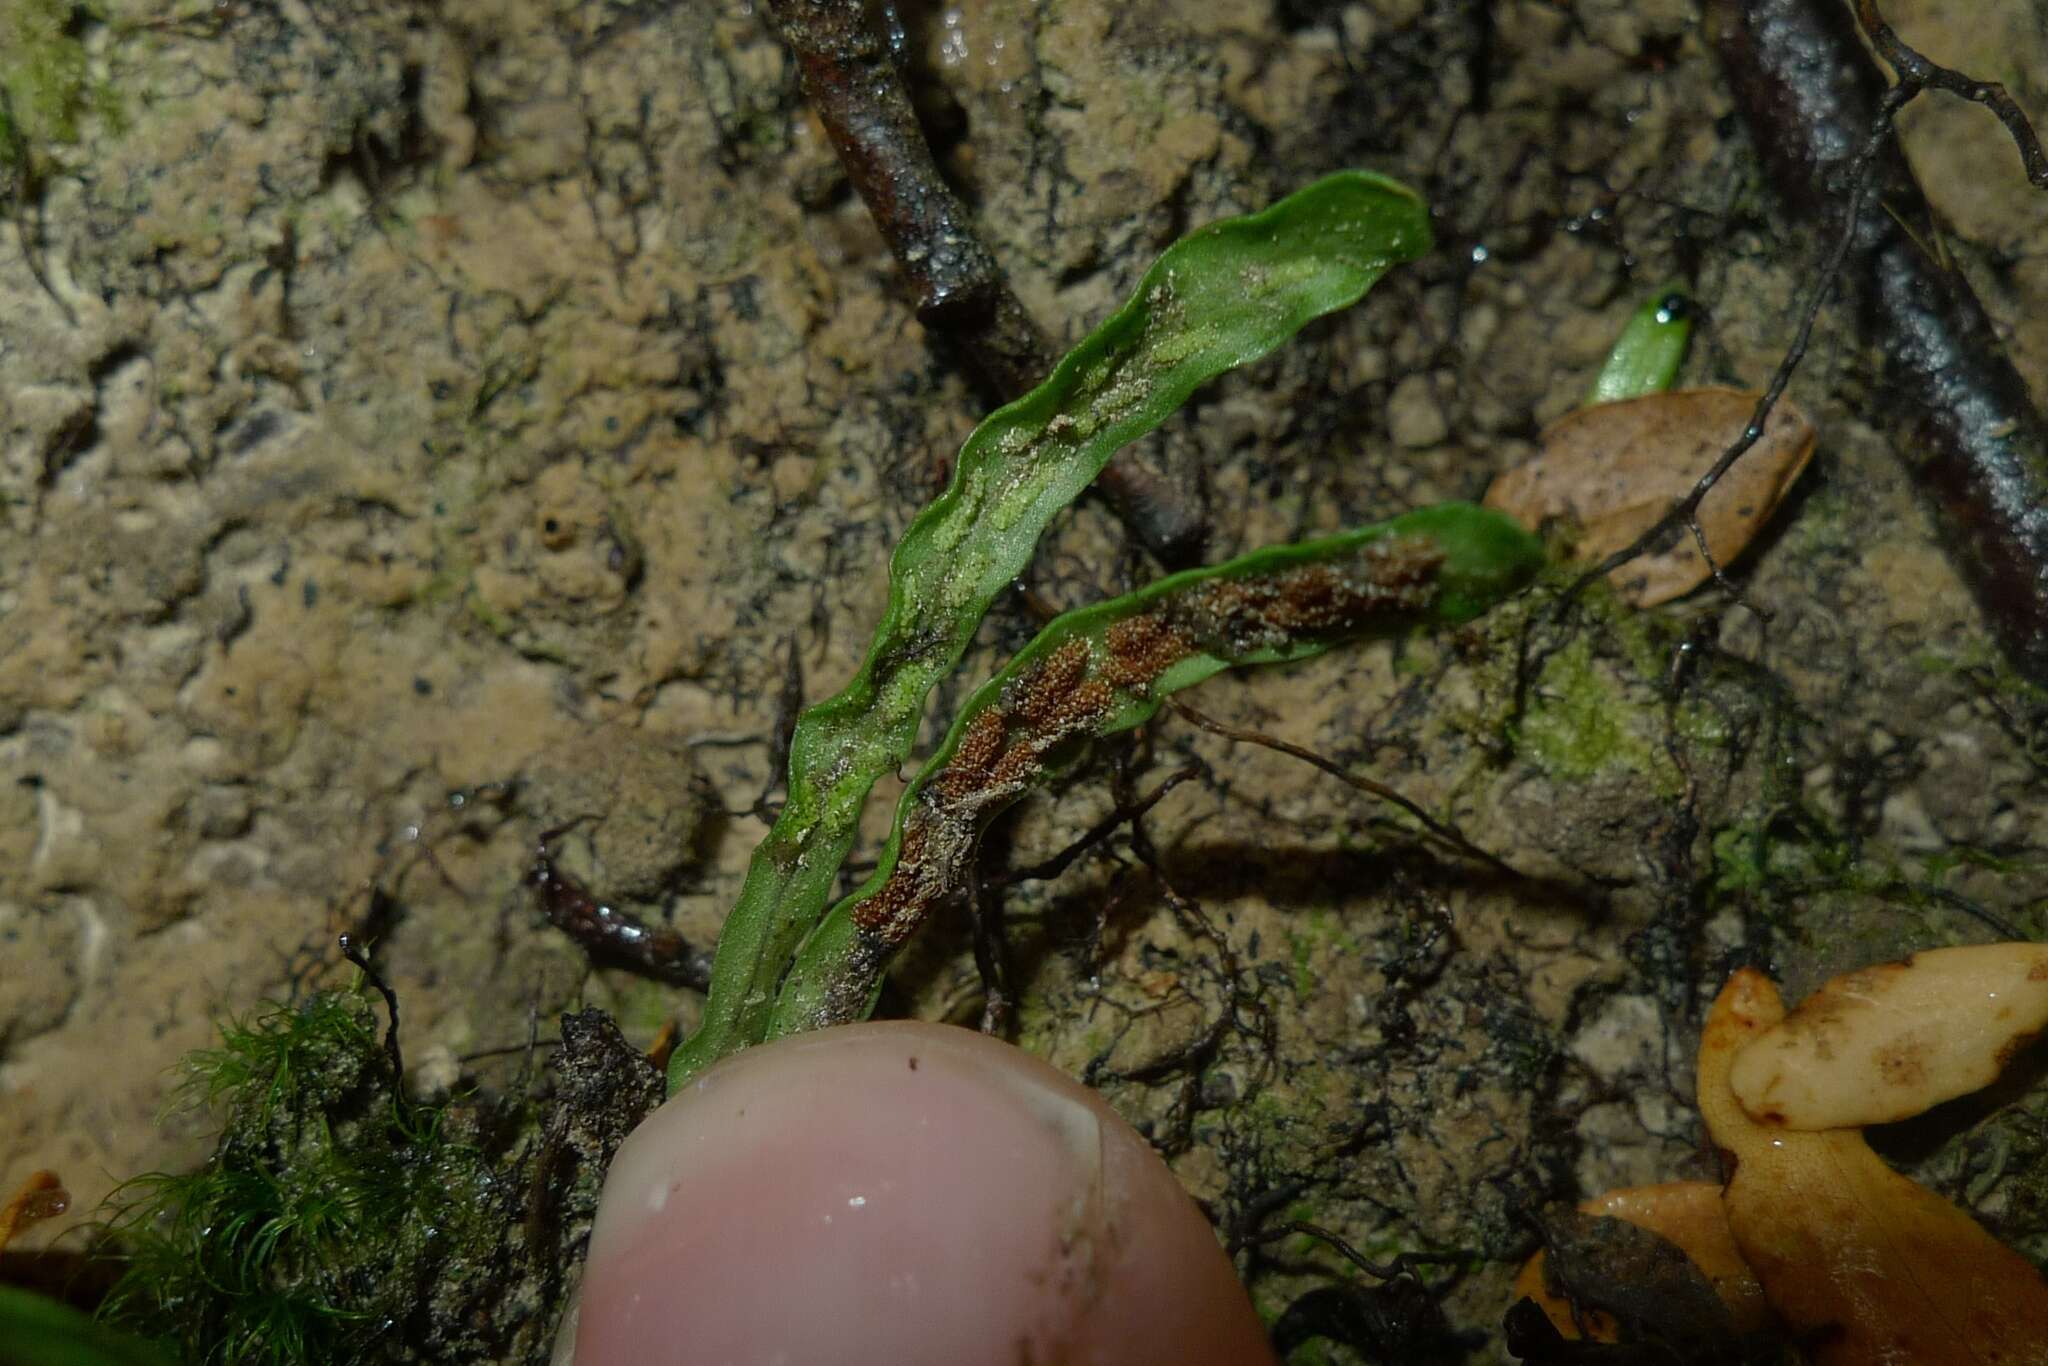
top-left (758, 0), bottom-right (1208, 566)
top-left (527, 821), bottom-right (715, 990)
top-left (763, 0), bottom-right (1040, 391)
top-left (1169, 700), bottom-right (1515, 875)
top-left (1707, 0), bottom-right (2048, 685)
top-left (1854, 0), bottom-right (2048, 190)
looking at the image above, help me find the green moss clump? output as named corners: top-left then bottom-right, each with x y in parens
top-left (0, 0), bottom-right (110, 167)
top-left (97, 994), bottom-right (498, 1366)
top-left (1517, 634), bottom-right (1675, 790)
top-left (96, 995), bottom-right (662, 1366)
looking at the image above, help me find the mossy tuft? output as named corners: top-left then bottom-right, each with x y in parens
top-left (97, 993), bottom-right (499, 1366)
top-left (94, 992), bottom-right (662, 1366)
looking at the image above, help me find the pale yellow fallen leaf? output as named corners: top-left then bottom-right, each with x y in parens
top-left (1484, 387), bottom-right (1814, 606)
top-left (1700, 969), bottom-right (2048, 1366)
top-left (1731, 942), bottom-right (2048, 1129)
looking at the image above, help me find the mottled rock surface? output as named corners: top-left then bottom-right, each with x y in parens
top-left (2, 0), bottom-right (2045, 1357)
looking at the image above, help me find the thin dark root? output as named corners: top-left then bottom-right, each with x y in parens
top-left (1098, 756), bottom-right (1278, 1157)
top-left (992, 763), bottom-right (1202, 888)
top-left (1169, 699), bottom-right (1514, 876)
top-left (975, 758), bottom-right (1202, 1036)
top-left (339, 933), bottom-right (407, 1091)
top-left (1256, 1219), bottom-right (1472, 1283)
top-left (1854, 0), bottom-right (2048, 190)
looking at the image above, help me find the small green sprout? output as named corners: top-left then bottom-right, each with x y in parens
top-left (1585, 284), bottom-right (1694, 405)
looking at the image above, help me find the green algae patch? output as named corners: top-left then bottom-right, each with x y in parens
top-left (1286, 909), bottom-right (1361, 1004)
top-left (1518, 635), bottom-right (1677, 791)
top-left (1, 1), bottom-right (118, 172)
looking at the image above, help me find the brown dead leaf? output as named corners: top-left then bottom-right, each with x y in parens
top-left (1730, 942), bottom-right (2048, 1130)
top-left (1512, 1247), bottom-right (1620, 1344)
top-left (1512, 1202), bottom-right (1745, 1361)
top-left (1512, 1181), bottom-right (1769, 1342)
top-left (1699, 969), bottom-right (2048, 1366)
top-left (1484, 387), bottom-right (1815, 606)
top-left (1577, 1182), bottom-right (1768, 1335)
top-left (0, 1170), bottom-right (69, 1251)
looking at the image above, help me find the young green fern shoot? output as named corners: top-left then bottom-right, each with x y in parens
top-left (767, 503), bottom-right (1544, 1037)
top-left (669, 172), bottom-right (1436, 1088)
top-left (767, 282), bottom-right (1694, 1035)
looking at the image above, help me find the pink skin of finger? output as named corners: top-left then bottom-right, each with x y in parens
top-left (561, 1021), bottom-right (1277, 1366)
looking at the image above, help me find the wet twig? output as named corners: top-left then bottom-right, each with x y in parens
top-left (763, 0), bottom-right (1040, 392)
top-left (527, 822), bottom-right (715, 991)
top-left (1853, 0), bottom-right (2048, 190)
top-left (758, 0), bottom-right (1208, 566)
top-left (1697, 0), bottom-right (2048, 683)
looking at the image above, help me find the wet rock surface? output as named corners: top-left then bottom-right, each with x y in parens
top-left (2, 0), bottom-right (2045, 1357)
